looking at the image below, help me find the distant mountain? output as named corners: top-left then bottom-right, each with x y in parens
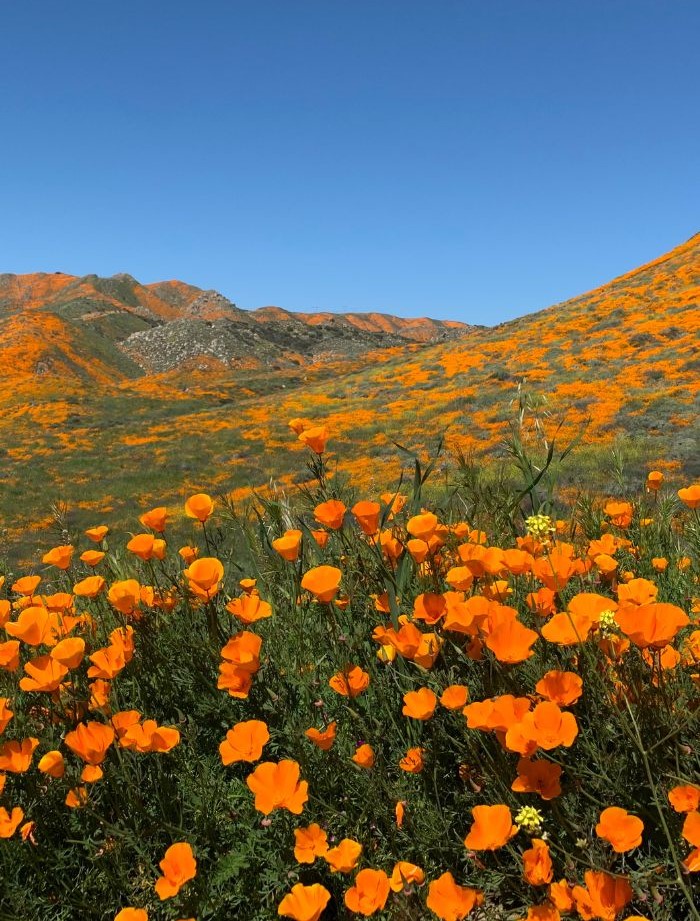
top-left (0, 271), bottom-right (468, 383)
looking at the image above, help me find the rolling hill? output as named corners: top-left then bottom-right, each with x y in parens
top-left (0, 233), bottom-right (698, 560)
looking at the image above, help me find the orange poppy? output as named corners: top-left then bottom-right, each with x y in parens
top-left (19, 655), bottom-right (69, 692)
top-left (522, 838), bottom-right (553, 885)
top-left (668, 785), bottom-right (700, 813)
top-left (407, 512), bottom-right (438, 541)
top-left (535, 671), bottom-right (583, 706)
top-left (426, 871), bottom-right (483, 920)
top-left (179, 545), bottom-right (199, 564)
top-left (87, 644), bottom-right (127, 681)
top-left (301, 566), bottom-right (342, 603)
top-left (38, 750), bottom-right (65, 778)
top-left (352, 743), bottom-right (375, 768)
top-left (440, 685), bottom-right (469, 710)
top-left (126, 534), bottom-right (160, 561)
top-left (293, 823), bottom-right (329, 863)
top-left (314, 499), bottom-right (346, 530)
top-left (0, 806), bottom-right (24, 838)
top-left (616, 602), bottom-right (689, 648)
top-left (463, 805), bottom-right (517, 851)
top-left (517, 701), bottom-right (578, 751)
top-left (572, 871), bottom-right (632, 920)
top-left (272, 530), bottom-right (303, 561)
top-left (184, 557), bottom-right (224, 599)
top-left (0, 737), bottom-right (39, 773)
top-left (5, 605), bottom-right (54, 646)
top-left (324, 838), bottom-right (363, 873)
top-left (85, 525), bottom-right (109, 542)
top-left (511, 758), bottom-right (562, 801)
top-left (389, 861), bottom-right (424, 892)
top-left (184, 493), bottom-right (214, 522)
top-left (121, 720), bottom-right (181, 754)
top-left (344, 868), bottom-right (390, 916)
top-left (298, 425), bottom-right (328, 454)
top-left (399, 746), bottom-right (425, 773)
top-left (278, 882), bottom-right (331, 921)
top-left (329, 665), bottom-right (369, 698)
top-left (42, 545), bottom-right (74, 570)
top-left (65, 786), bottom-right (89, 809)
top-left (226, 594), bottom-right (272, 624)
top-left (596, 807), bottom-right (644, 852)
top-left (73, 575), bottom-right (106, 598)
top-left (139, 506), bottom-right (167, 532)
top-left (217, 663), bottom-right (254, 699)
top-left (402, 688), bottom-right (437, 720)
top-left (114, 910), bottom-right (148, 921)
top-left (646, 470), bottom-right (664, 491)
top-left (80, 550), bottom-right (105, 567)
top-left (246, 760), bottom-right (308, 814)
top-left (413, 593), bottom-right (447, 624)
top-left (305, 722), bottom-right (337, 751)
top-left (154, 842), bottom-right (197, 900)
top-left (484, 615), bottom-right (538, 664)
top-left (108, 579), bottom-right (142, 615)
top-left (678, 485), bottom-right (700, 509)
top-left (0, 698), bottom-right (13, 734)
top-left (219, 720), bottom-right (269, 765)
top-left (65, 722), bottom-right (115, 765)
top-left (220, 631), bottom-right (262, 672)
top-left (352, 500), bottom-right (381, 535)
top-left (681, 811), bottom-right (700, 848)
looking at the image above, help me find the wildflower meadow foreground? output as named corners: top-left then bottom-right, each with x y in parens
top-left (1, 420), bottom-right (700, 921)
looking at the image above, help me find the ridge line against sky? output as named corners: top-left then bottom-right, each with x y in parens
top-left (1, 1), bottom-right (699, 323)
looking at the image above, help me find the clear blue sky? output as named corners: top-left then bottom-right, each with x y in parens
top-left (1, 1), bottom-right (698, 323)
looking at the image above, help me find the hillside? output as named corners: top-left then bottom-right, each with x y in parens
top-left (0, 234), bottom-right (698, 559)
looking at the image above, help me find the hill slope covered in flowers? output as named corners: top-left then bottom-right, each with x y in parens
top-left (0, 234), bottom-right (698, 560)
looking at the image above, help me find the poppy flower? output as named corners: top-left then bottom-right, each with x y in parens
top-left (407, 539), bottom-right (430, 563)
top-left (73, 575), bottom-right (106, 598)
top-left (305, 722), bottom-right (337, 751)
top-left (65, 786), bottom-right (89, 808)
top-left (115, 910), bottom-right (148, 921)
top-left (325, 838), bottom-right (363, 873)
top-left (596, 807), bottom-right (644, 852)
top-left (5, 605), bottom-right (54, 646)
top-left (407, 512), bottom-right (438, 541)
top-left (678, 485), bottom-right (700, 509)
top-left (426, 871), bottom-right (483, 920)
top-left (298, 425), bottom-right (328, 454)
top-left (572, 870), bottom-right (632, 920)
top-left (302, 566), bottom-right (342, 603)
top-left (185, 493), bottom-right (214, 522)
top-left (220, 720), bottom-right (269, 765)
top-left (399, 747), bottom-right (425, 773)
top-left (389, 861), bottom-right (424, 892)
top-left (126, 534), bottom-right (160, 561)
top-left (217, 663), bottom-right (254, 698)
top-left (108, 579), bottom-right (141, 615)
top-left (38, 750), bottom-right (65, 778)
top-left (352, 743), bottom-right (375, 768)
top-left (220, 631), bottom-right (262, 672)
top-left (0, 698), bottom-right (13, 734)
top-left (139, 506), bottom-right (167, 532)
top-left (42, 545), bottom-right (74, 570)
top-left (87, 643), bottom-right (127, 681)
top-left (535, 671), bottom-right (583, 706)
top-left (402, 688), bottom-right (437, 720)
top-left (329, 666), bottom-right (369, 698)
top-left (184, 557), bottom-right (224, 599)
top-left (646, 470), bottom-right (664, 491)
top-left (85, 526), bottom-right (109, 543)
top-left (352, 500), bottom-right (381, 535)
top-left (179, 545), bottom-right (199, 564)
top-left (246, 760), bottom-right (309, 814)
top-left (522, 838), bottom-right (553, 885)
top-left (293, 823), bottom-right (329, 863)
top-left (0, 806), bottom-right (24, 838)
top-left (19, 655), bottom-right (69, 692)
top-left (344, 868), bottom-right (390, 916)
top-left (314, 499), bottom-right (346, 530)
top-left (65, 722), bottom-right (115, 765)
top-left (668, 785), bottom-right (700, 813)
top-left (413, 593), bottom-right (446, 624)
top-left (11, 575), bottom-right (42, 596)
top-left (616, 602), bottom-right (689, 648)
top-left (445, 567), bottom-right (474, 592)
top-left (80, 550), bottom-right (105, 567)
top-left (485, 616), bottom-right (538, 664)
top-left (0, 738), bottom-right (39, 773)
top-left (226, 594), bottom-right (272, 624)
top-left (440, 685), bottom-right (469, 710)
top-left (463, 805), bottom-right (517, 851)
top-left (272, 530), bottom-right (303, 561)
top-left (682, 811), bottom-right (700, 848)
top-left (121, 720), bottom-right (181, 754)
top-left (154, 842), bottom-right (197, 900)
top-left (548, 880), bottom-right (575, 913)
top-left (278, 882), bottom-right (331, 921)
top-left (520, 701), bottom-right (578, 751)
top-left (511, 758), bottom-right (562, 801)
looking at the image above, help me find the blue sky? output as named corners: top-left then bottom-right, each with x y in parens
top-left (1, 1), bottom-right (698, 322)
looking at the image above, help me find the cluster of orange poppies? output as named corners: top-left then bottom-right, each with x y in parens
top-left (0, 420), bottom-right (699, 920)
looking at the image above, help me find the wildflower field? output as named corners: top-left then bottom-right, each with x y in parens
top-left (1, 417), bottom-right (700, 921)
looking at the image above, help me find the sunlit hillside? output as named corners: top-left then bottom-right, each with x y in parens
top-left (0, 233), bottom-right (698, 559)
